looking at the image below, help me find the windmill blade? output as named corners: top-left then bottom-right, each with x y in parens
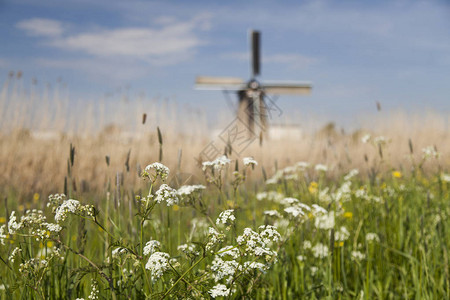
top-left (195, 76), bottom-right (245, 90)
top-left (261, 81), bottom-right (312, 95)
top-left (250, 30), bottom-right (260, 77)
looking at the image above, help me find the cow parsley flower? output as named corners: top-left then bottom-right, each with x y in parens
top-left (145, 252), bottom-right (170, 280)
top-left (243, 157), bottom-right (258, 167)
top-left (312, 243), bottom-right (329, 258)
top-left (422, 146), bottom-right (440, 159)
top-left (284, 206), bottom-right (305, 218)
top-left (209, 284), bottom-right (231, 298)
top-left (351, 250), bottom-right (366, 261)
top-left (0, 225), bottom-right (6, 245)
top-left (216, 209), bottom-right (236, 226)
top-left (143, 162), bottom-right (170, 181)
top-left (206, 227), bottom-right (224, 251)
top-left (361, 134), bottom-right (371, 143)
top-left (177, 184), bottom-right (205, 197)
top-left (178, 243), bottom-right (200, 256)
top-left (211, 257), bottom-right (239, 282)
top-left (315, 164), bottom-right (328, 172)
top-left (334, 226), bottom-right (350, 241)
top-left (155, 184), bottom-right (179, 206)
top-left (217, 246), bottom-right (240, 259)
top-left (8, 211), bottom-right (22, 234)
top-left (143, 240), bottom-right (161, 256)
top-left (259, 225), bottom-right (281, 244)
top-left (202, 155), bottom-right (231, 171)
top-left (54, 199), bottom-right (81, 223)
top-left (314, 212), bottom-right (335, 230)
top-left (365, 233), bottom-right (380, 243)
top-left (263, 210), bottom-right (280, 217)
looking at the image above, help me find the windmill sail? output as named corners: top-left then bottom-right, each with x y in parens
top-left (261, 81), bottom-right (312, 95)
top-left (194, 76), bottom-right (245, 90)
top-left (251, 30), bottom-right (260, 77)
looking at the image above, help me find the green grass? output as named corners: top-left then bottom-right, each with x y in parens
top-left (0, 156), bottom-right (449, 299)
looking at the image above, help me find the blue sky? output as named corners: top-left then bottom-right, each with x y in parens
top-left (1, 0), bottom-right (449, 128)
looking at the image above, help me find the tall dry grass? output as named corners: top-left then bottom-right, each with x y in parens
top-left (0, 73), bottom-right (449, 199)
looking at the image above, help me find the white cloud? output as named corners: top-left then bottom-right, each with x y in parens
top-left (16, 18), bottom-right (64, 37)
top-left (17, 14), bottom-right (210, 64)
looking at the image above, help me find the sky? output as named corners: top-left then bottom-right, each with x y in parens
top-left (1, 0), bottom-right (450, 129)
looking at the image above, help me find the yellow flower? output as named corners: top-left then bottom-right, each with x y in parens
top-left (226, 200), bottom-right (235, 209)
top-left (33, 193), bottom-right (40, 203)
top-left (0, 217), bottom-right (6, 223)
top-left (172, 204), bottom-right (180, 211)
top-left (308, 181), bottom-right (318, 194)
top-left (344, 212), bottom-right (353, 219)
top-left (18, 205), bottom-right (24, 211)
top-left (47, 241), bottom-right (54, 248)
top-left (392, 171), bottom-right (402, 178)
top-left (334, 241), bottom-right (344, 247)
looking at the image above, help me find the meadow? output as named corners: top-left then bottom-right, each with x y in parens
top-left (0, 74), bottom-right (449, 299)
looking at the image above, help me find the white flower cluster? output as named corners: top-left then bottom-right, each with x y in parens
top-left (351, 250), bottom-right (366, 261)
top-left (256, 191), bottom-right (284, 202)
top-left (263, 210), bottom-right (280, 217)
top-left (7, 209), bottom-right (62, 240)
top-left (143, 240), bottom-right (161, 256)
top-left (314, 212), bottom-right (335, 230)
top-left (236, 226), bottom-right (280, 259)
top-left (243, 157), bottom-right (258, 167)
top-left (0, 225), bottom-right (6, 245)
top-left (154, 184), bottom-right (179, 206)
top-left (209, 284), bottom-right (231, 298)
top-left (202, 155), bottom-right (231, 172)
top-left (315, 164), bottom-right (328, 172)
top-left (87, 281), bottom-right (99, 300)
top-left (47, 194), bottom-right (66, 212)
top-left (177, 184), bottom-right (205, 197)
top-left (334, 226), bottom-right (350, 241)
top-left (216, 210), bottom-right (236, 226)
top-left (9, 247), bottom-right (22, 263)
top-left (54, 199), bottom-right (94, 223)
top-left (205, 227), bottom-right (225, 252)
top-left (145, 251), bottom-right (170, 280)
top-left (217, 246), bottom-right (240, 259)
top-left (311, 243), bottom-right (329, 258)
top-left (144, 162), bottom-right (170, 181)
top-left (422, 146), bottom-right (440, 159)
top-left (19, 258), bottom-right (49, 277)
top-left (211, 256), bottom-right (239, 283)
top-left (365, 233), bottom-right (380, 243)
top-left (177, 243), bottom-right (200, 256)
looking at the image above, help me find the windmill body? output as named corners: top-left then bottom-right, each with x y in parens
top-left (195, 30), bottom-right (312, 137)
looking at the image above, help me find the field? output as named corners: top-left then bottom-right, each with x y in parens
top-left (0, 76), bottom-right (449, 299)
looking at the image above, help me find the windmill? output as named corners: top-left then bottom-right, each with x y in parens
top-left (195, 30), bottom-right (312, 136)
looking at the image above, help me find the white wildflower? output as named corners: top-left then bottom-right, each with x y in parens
top-left (242, 261), bottom-right (268, 273)
top-left (441, 173), bottom-right (450, 183)
top-left (217, 246), bottom-right (240, 259)
top-left (312, 243), bottom-right (329, 258)
top-left (202, 155), bottom-right (231, 171)
top-left (143, 240), bottom-right (161, 256)
top-left (259, 225), bottom-right (281, 245)
top-left (334, 226), bottom-right (350, 241)
top-left (314, 212), bottom-right (335, 230)
top-left (9, 247), bottom-right (22, 263)
top-left (373, 136), bottom-right (388, 145)
top-left (344, 169), bottom-right (359, 181)
top-left (297, 255), bottom-right (305, 261)
top-left (0, 225), bottom-right (6, 245)
top-left (361, 134), bottom-right (371, 143)
top-left (206, 227), bottom-right (224, 251)
top-left (145, 252), bottom-right (170, 280)
top-left (211, 257), bottom-right (239, 282)
top-left (315, 164), bottom-right (328, 172)
top-left (281, 197), bottom-right (299, 205)
top-left (54, 199), bottom-right (81, 223)
top-left (8, 211), bottom-right (22, 234)
top-left (243, 157), bottom-right (258, 167)
top-left (88, 281), bottom-right (99, 300)
top-left (351, 250), bottom-right (366, 261)
top-left (365, 233), bottom-right (380, 243)
top-left (310, 266), bottom-right (318, 276)
top-left (296, 161), bottom-right (310, 170)
top-left (177, 184), bottom-right (205, 196)
top-left (422, 146), bottom-right (440, 159)
top-left (284, 206), bottom-right (305, 218)
top-left (144, 162), bottom-right (170, 181)
top-left (209, 284), bottom-right (231, 298)
top-left (312, 204), bottom-right (328, 215)
top-left (43, 222), bottom-right (62, 233)
top-left (303, 240), bottom-right (312, 250)
top-left (155, 184), bottom-right (179, 206)
top-left (263, 210), bottom-right (280, 217)
top-left (256, 191), bottom-right (284, 202)
top-left (216, 210), bottom-right (236, 226)
top-left (178, 243), bottom-right (200, 256)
